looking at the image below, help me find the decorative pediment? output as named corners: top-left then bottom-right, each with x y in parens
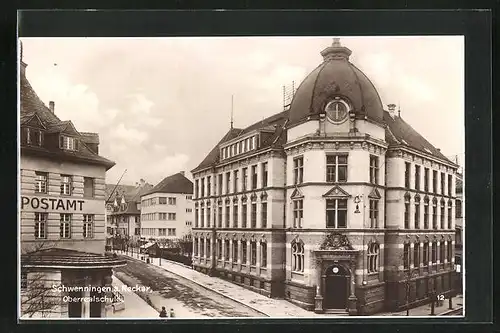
top-left (414, 193), bottom-right (421, 201)
top-left (225, 197), bottom-right (231, 204)
top-left (440, 198), bottom-right (445, 205)
top-left (424, 195), bottom-right (430, 203)
top-left (232, 196), bottom-right (239, 203)
top-left (319, 232), bottom-right (354, 251)
top-left (404, 192), bottom-right (411, 201)
top-left (368, 188), bottom-right (381, 199)
top-left (432, 197), bottom-right (438, 205)
top-left (250, 193), bottom-right (257, 202)
top-left (290, 187), bottom-right (304, 199)
top-left (322, 185), bottom-right (350, 198)
top-left (241, 195), bottom-right (247, 203)
top-left (260, 192), bottom-right (268, 201)
top-left (217, 199), bottom-right (222, 205)
top-left (61, 121), bottom-right (81, 136)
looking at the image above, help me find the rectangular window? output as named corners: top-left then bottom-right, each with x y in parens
top-left (404, 203), bottom-right (410, 229)
top-left (186, 208), bottom-right (192, 213)
top-left (441, 172), bottom-right (445, 195)
top-left (194, 239), bottom-right (198, 256)
top-left (262, 162), bottom-right (268, 187)
top-left (207, 176), bottom-right (211, 196)
top-left (456, 200), bottom-right (462, 218)
top-left (60, 175), bottom-right (72, 195)
top-left (251, 165), bottom-right (257, 190)
top-left (431, 242), bottom-right (437, 263)
top-left (369, 155), bottom-right (379, 184)
top-left (206, 207), bottom-right (211, 227)
top-left (423, 242), bottom-right (429, 266)
top-left (242, 203), bottom-right (247, 228)
top-left (159, 197), bottom-right (167, 204)
top-left (293, 200), bottom-right (303, 228)
top-left (169, 197), bottom-right (177, 205)
top-left (233, 203), bottom-right (238, 228)
top-left (60, 214), bottom-right (71, 238)
top-left (424, 203), bottom-right (429, 229)
top-left (251, 203), bottom-right (257, 228)
top-left (260, 242), bottom-right (267, 267)
top-left (405, 162), bottom-right (411, 188)
top-left (195, 208), bottom-right (199, 227)
top-left (218, 174), bottom-right (223, 195)
top-left (433, 170), bottom-right (438, 194)
top-left (225, 240), bottom-right (230, 261)
top-left (369, 199), bottom-right (378, 228)
top-left (83, 177), bottom-right (94, 198)
top-left (200, 239), bottom-right (205, 257)
top-left (34, 213), bottom-right (47, 239)
top-left (225, 202), bottom-right (230, 228)
top-left (35, 172), bottom-right (48, 193)
top-left (233, 170), bottom-right (239, 193)
top-left (232, 241), bottom-right (238, 263)
top-left (440, 205), bottom-right (445, 229)
top-left (250, 241), bottom-right (257, 266)
top-left (217, 239), bottom-right (222, 259)
top-left (194, 180), bottom-right (199, 198)
top-left (448, 205), bottom-right (452, 229)
top-left (403, 243), bottom-right (410, 269)
top-left (242, 168), bottom-right (248, 191)
top-left (60, 135), bottom-right (77, 150)
top-left (415, 165), bottom-right (421, 190)
top-left (440, 241), bottom-right (445, 266)
top-left (218, 205), bottom-right (222, 228)
top-left (326, 155), bottom-right (348, 182)
top-left (414, 243), bottom-right (420, 268)
top-left (206, 238), bottom-right (210, 256)
top-left (424, 168), bottom-right (429, 192)
top-left (433, 204), bottom-right (437, 229)
top-left (83, 214), bottom-right (94, 238)
top-left (200, 208), bottom-right (204, 228)
top-left (261, 202), bottom-right (267, 228)
top-left (242, 242), bottom-right (247, 263)
top-left (326, 199), bottom-right (347, 228)
top-left (293, 157), bottom-right (304, 184)
top-left (226, 172), bottom-right (231, 194)
top-left (201, 178), bottom-right (205, 197)
top-left (414, 201), bottom-right (420, 229)
top-left (447, 241), bottom-right (452, 262)
top-left (448, 174), bottom-right (453, 196)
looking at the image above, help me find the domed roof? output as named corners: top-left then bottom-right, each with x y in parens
top-left (288, 38), bottom-right (384, 127)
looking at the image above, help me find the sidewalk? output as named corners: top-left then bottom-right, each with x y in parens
top-left (122, 251), bottom-right (323, 317)
top-left (107, 276), bottom-right (160, 319)
top-left (120, 251), bottom-right (463, 318)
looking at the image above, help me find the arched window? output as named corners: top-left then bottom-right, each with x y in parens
top-left (414, 194), bottom-right (421, 229)
top-left (291, 241), bottom-right (305, 273)
top-left (414, 242), bottom-right (420, 268)
top-left (367, 242), bottom-right (379, 273)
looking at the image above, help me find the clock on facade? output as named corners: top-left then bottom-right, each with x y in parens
top-left (325, 99), bottom-right (348, 123)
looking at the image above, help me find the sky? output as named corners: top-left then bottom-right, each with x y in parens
top-left (20, 36), bottom-right (464, 186)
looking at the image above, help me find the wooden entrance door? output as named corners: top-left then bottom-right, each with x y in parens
top-left (323, 264), bottom-right (349, 310)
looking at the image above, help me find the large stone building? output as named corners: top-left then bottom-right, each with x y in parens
top-left (19, 43), bottom-right (125, 318)
top-left (140, 172), bottom-right (194, 240)
top-left (454, 174), bottom-right (463, 293)
top-left (190, 39), bottom-right (459, 315)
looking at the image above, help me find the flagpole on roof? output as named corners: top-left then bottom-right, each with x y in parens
top-left (106, 169), bottom-right (127, 203)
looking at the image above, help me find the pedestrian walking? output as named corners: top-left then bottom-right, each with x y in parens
top-left (169, 308), bottom-right (175, 318)
top-left (159, 306), bottom-right (167, 318)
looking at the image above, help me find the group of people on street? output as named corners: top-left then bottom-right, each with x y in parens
top-left (159, 306), bottom-right (175, 318)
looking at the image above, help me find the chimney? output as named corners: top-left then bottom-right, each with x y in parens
top-left (49, 101), bottom-right (55, 113)
top-left (387, 104), bottom-right (397, 118)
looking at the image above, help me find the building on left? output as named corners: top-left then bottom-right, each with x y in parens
top-left (19, 42), bottom-right (126, 318)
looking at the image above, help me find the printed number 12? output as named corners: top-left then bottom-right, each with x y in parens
top-left (437, 295), bottom-right (444, 301)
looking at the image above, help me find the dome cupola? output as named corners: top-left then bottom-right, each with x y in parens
top-left (288, 38), bottom-right (384, 127)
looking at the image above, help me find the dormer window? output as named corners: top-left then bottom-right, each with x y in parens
top-left (21, 127), bottom-right (44, 147)
top-left (60, 135), bottom-right (78, 151)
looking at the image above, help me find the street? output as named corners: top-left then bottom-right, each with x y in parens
top-left (113, 256), bottom-right (265, 318)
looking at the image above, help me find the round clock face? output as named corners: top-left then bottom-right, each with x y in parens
top-left (332, 267), bottom-right (339, 274)
top-left (325, 100), bottom-right (348, 123)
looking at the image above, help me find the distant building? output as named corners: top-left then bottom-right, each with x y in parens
top-left (454, 174), bottom-right (463, 293)
top-left (19, 42), bottom-right (125, 318)
top-left (191, 39), bottom-right (460, 315)
top-left (105, 181), bottom-right (153, 239)
top-left (140, 172), bottom-right (194, 240)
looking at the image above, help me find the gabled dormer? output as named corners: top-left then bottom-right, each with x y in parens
top-left (45, 121), bottom-right (81, 152)
top-left (20, 114), bottom-right (46, 147)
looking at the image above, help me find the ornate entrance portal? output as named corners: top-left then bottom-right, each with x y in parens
top-left (324, 264), bottom-right (349, 310)
top-left (313, 232), bottom-right (359, 315)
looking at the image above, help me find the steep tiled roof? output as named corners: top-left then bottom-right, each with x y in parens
top-left (20, 64), bottom-right (115, 170)
top-left (80, 132), bottom-right (100, 144)
top-left (105, 183), bottom-right (153, 204)
top-left (383, 111), bottom-right (454, 165)
top-left (143, 172), bottom-right (193, 196)
top-left (192, 110), bottom-right (289, 173)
